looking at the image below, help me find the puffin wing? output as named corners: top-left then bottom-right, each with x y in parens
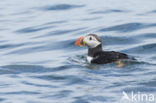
top-left (91, 51), bottom-right (129, 64)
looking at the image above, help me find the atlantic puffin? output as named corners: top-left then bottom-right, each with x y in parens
top-left (75, 34), bottom-right (134, 65)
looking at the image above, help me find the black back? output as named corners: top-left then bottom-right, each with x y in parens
top-left (91, 51), bottom-right (129, 64)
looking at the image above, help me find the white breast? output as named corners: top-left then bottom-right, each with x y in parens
top-left (87, 56), bottom-right (93, 63)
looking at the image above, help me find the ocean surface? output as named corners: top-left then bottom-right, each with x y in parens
top-left (0, 0), bottom-right (156, 103)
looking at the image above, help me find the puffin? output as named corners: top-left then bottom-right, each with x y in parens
top-left (74, 34), bottom-right (134, 65)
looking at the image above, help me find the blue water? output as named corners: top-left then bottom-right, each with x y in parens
top-left (0, 0), bottom-right (156, 103)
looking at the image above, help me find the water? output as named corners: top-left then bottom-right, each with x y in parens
top-left (0, 0), bottom-right (156, 103)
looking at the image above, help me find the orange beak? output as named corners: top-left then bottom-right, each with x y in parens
top-left (74, 36), bottom-right (86, 47)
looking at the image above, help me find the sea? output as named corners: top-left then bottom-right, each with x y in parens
top-left (0, 0), bottom-right (156, 103)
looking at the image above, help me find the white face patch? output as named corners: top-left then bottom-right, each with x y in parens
top-left (83, 35), bottom-right (101, 48)
top-left (87, 56), bottom-right (93, 63)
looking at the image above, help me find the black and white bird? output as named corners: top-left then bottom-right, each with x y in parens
top-left (75, 34), bottom-right (134, 64)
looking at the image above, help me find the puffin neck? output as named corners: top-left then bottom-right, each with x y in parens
top-left (88, 44), bottom-right (102, 57)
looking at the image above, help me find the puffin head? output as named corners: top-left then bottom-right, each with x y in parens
top-left (75, 34), bottom-right (102, 48)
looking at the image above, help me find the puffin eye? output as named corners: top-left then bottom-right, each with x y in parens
top-left (89, 37), bottom-right (92, 40)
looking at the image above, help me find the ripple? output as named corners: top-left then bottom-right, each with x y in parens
top-left (6, 46), bottom-right (44, 55)
top-left (98, 23), bottom-right (156, 33)
top-left (41, 4), bottom-right (84, 11)
top-left (1, 65), bottom-right (51, 74)
top-left (122, 86), bottom-right (156, 93)
top-left (80, 17), bottom-right (102, 21)
top-left (0, 43), bottom-right (27, 51)
top-left (135, 33), bottom-right (156, 39)
top-left (74, 96), bottom-right (110, 103)
top-left (101, 36), bottom-right (139, 46)
top-left (15, 25), bottom-right (54, 33)
top-left (139, 80), bottom-right (156, 87)
top-left (34, 74), bottom-right (87, 85)
top-left (1, 91), bottom-right (40, 95)
top-left (44, 27), bottom-right (86, 37)
top-left (43, 20), bottom-right (67, 25)
top-left (0, 99), bottom-right (5, 102)
top-left (1, 64), bottom-right (74, 74)
top-left (0, 68), bottom-right (17, 74)
top-left (150, 10), bottom-right (156, 13)
top-left (126, 43), bottom-right (156, 54)
top-left (6, 39), bottom-right (75, 55)
top-left (33, 27), bottom-right (86, 39)
top-left (90, 9), bottom-right (127, 14)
